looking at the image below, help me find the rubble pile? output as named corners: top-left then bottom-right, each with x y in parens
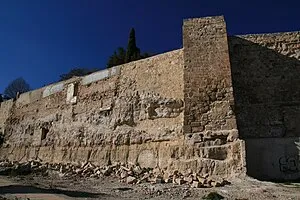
top-left (0, 160), bottom-right (230, 188)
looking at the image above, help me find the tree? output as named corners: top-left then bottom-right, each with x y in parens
top-left (117, 47), bottom-right (126, 64)
top-left (141, 52), bottom-right (151, 59)
top-left (59, 68), bottom-right (99, 81)
top-left (0, 94), bottom-right (2, 103)
top-left (106, 28), bottom-right (152, 68)
top-left (125, 28), bottom-right (141, 62)
top-left (107, 47), bottom-right (126, 68)
top-left (4, 77), bottom-right (30, 99)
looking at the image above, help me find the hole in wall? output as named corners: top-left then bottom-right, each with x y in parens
top-left (41, 128), bottom-right (49, 140)
top-left (0, 130), bottom-right (4, 146)
top-left (73, 82), bottom-right (79, 96)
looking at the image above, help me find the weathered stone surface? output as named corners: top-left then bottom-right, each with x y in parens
top-left (126, 176), bottom-right (137, 184)
top-left (0, 159), bottom-right (233, 190)
top-left (191, 181), bottom-right (201, 188)
top-left (183, 16), bottom-right (236, 136)
top-left (0, 15), bottom-right (298, 182)
top-left (174, 178), bottom-right (185, 185)
top-left (229, 32), bottom-right (300, 138)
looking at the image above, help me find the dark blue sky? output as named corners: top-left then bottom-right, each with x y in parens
top-left (0, 0), bottom-right (299, 92)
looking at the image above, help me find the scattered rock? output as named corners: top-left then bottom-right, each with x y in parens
top-left (175, 178), bottom-right (185, 185)
top-left (75, 168), bottom-right (83, 174)
top-left (211, 180), bottom-right (222, 187)
top-left (101, 166), bottom-right (113, 176)
top-left (152, 176), bottom-right (164, 184)
top-left (164, 178), bottom-right (172, 183)
top-left (126, 176), bottom-right (137, 184)
top-left (191, 181), bottom-right (202, 188)
top-left (0, 160), bottom-right (231, 187)
top-left (120, 170), bottom-right (129, 179)
top-left (133, 165), bottom-right (143, 175)
top-left (0, 167), bottom-right (12, 175)
top-left (184, 176), bottom-right (193, 184)
top-left (197, 176), bottom-right (207, 185)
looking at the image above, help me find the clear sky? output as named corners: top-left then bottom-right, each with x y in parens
top-left (0, 0), bottom-right (299, 92)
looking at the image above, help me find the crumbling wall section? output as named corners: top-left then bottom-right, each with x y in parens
top-left (0, 99), bottom-right (14, 137)
top-left (6, 16), bottom-right (295, 179)
top-left (0, 17), bottom-right (246, 179)
top-left (0, 50), bottom-right (186, 175)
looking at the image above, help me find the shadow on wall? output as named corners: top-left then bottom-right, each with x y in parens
top-left (229, 36), bottom-right (300, 181)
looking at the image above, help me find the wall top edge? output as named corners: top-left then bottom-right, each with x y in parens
top-left (232, 31), bottom-right (300, 38)
top-left (2, 48), bottom-right (183, 102)
top-left (117, 48), bottom-right (183, 66)
top-left (183, 15), bottom-right (224, 22)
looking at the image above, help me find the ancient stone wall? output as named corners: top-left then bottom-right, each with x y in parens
top-left (0, 49), bottom-right (187, 175)
top-left (2, 16), bottom-right (298, 180)
top-left (229, 32), bottom-right (300, 180)
top-left (0, 16), bottom-right (248, 179)
top-left (182, 16), bottom-right (245, 178)
top-left (0, 99), bottom-right (14, 136)
top-left (229, 32), bottom-right (300, 138)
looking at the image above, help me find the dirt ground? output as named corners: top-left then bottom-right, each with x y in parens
top-left (1, 175), bottom-right (300, 200)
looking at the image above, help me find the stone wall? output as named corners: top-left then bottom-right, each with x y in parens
top-left (229, 32), bottom-right (300, 138)
top-left (245, 137), bottom-right (300, 181)
top-left (0, 99), bottom-right (14, 136)
top-left (0, 49), bottom-right (188, 175)
top-left (2, 15), bottom-right (298, 180)
top-left (0, 16), bottom-right (247, 179)
top-left (182, 16), bottom-right (245, 178)
top-left (229, 32), bottom-right (300, 180)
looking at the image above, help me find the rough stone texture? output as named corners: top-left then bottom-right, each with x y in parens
top-left (0, 99), bottom-right (14, 136)
top-left (1, 15), bottom-right (299, 181)
top-left (182, 16), bottom-right (245, 178)
top-left (229, 32), bottom-right (300, 138)
top-left (0, 49), bottom-right (188, 176)
top-left (229, 31), bottom-right (300, 180)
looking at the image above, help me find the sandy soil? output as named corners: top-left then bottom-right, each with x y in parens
top-left (1, 175), bottom-right (300, 200)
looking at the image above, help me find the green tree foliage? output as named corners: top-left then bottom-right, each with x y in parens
top-left (106, 47), bottom-right (126, 68)
top-left (106, 28), bottom-right (151, 68)
top-left (59, 68), bottom-right (99, 81)
top-left (0, 94), bottom-right (9, 102)
top-left (125, 28), bottom-right (141, 62)
top-left (4, 77), bottom-right (31, 99)
top-left (140, 52), bottom-right (150, 59)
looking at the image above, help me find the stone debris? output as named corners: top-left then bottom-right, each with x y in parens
top-left (0, 159), bottom-right (230, 188)
top-left (126, 176), bottom-right (137, 184)
top-left (191, 181), bottom-right (202, 188)
top-left (174, 178), bottom-right (185, 185)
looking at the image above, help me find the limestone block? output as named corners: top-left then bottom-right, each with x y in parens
top-left (66, 83), bottom-right (77, 104)
top-left (43, 83), bottom-right (64, 98)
